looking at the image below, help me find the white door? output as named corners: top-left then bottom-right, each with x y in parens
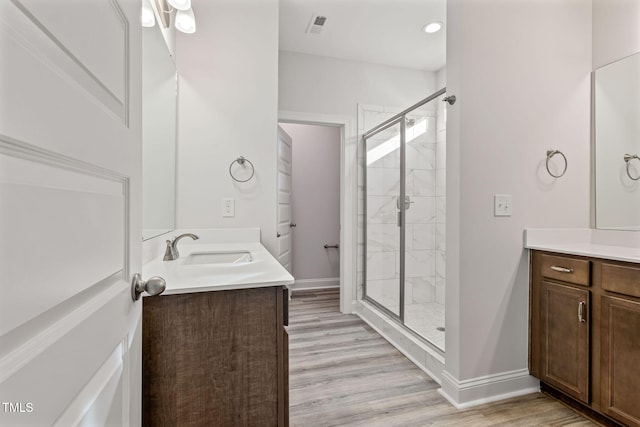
top-left (0, 1), bottom-right (144, 426)
top-left (277, 126), bottom-right (293, 273)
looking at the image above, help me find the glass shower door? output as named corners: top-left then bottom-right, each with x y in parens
top-left (362, 88), bottom-right (446, 351)
top-left (364, 119), bottom-right (404, 316)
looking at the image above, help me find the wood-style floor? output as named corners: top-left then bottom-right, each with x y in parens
top-left (288, 289), bottom-right (596, 427)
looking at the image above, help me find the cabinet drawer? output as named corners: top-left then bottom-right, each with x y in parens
top-left (540, 254), bottom-right (590, 286)
top-left (601, 262), bottom-right (640, 298)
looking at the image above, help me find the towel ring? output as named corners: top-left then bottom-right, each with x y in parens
top-left (546, 150), bottom-right (567, 178)
top-left (229, 156), bottom-right (255, 182)
top-left (624, 154), bottom-right (640, 181)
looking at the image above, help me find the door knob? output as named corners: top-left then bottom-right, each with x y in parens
top-left (131, 273), bottom-right (166, 301)
top-left (290, 223), bottom-right (296, 228)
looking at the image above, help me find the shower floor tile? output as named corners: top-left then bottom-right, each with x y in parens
top-left (405, 302), bottom-right (445, 351)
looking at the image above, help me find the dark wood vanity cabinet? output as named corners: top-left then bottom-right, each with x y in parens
top-left (530, 253), bottom-right (591, 404)
top-left (142, 286), bottom-right (289, 427)
top-left (530, 251), bottom-right (640, 427)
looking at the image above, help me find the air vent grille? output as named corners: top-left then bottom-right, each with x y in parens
top-left (306, 14), bottom-right (327, 35)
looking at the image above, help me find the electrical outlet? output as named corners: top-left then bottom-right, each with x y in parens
top-left (494, 194), bottom-right (512, 217)
top-left (222, 198), bottom-right (235, 217)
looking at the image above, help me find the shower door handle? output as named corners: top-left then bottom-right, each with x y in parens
top-left (396, 195), bottom-right (414, 210)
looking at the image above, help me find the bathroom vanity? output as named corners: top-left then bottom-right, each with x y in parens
top-left (140, 230), bottom-right (294, 427)
top-left (142, 285), bottom-right (289, 427)
top-left (527, 231), bottom-right (640, 427)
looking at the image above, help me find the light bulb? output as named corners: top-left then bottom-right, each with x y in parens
top-left (175, 8), bottom-right (196, 34)
top-left (141, 0), bottom-right (155, 27)
top-left (423, 21), bottom-right (443, 34)
top-left (167, 0), bottom-right (191, 11)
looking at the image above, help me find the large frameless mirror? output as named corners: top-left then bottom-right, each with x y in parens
top-left (142, 21), bottom-right (177, 240)
top-left (594, 52), bottom-right (640, 230)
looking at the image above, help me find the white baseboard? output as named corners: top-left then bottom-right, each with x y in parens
top-left (291, 277), bottom-right (340, 292)
top-left (438, 369), bottom-right (540, 409)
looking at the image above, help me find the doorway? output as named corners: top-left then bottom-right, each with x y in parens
top-left (278, 112), bottom-right (355, 314)
top-left (279, 123), bottom-right (341, 291)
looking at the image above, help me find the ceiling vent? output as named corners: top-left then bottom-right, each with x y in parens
top-left (305, 14), bottom-right (327, 35)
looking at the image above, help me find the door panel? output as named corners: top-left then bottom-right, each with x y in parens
top-left (277, 126), bottom-right (293, 273)
top-left (364, 120), bottom-right (403, 316)
top-left (601, 295), bottom-right (640, 426)
top-left (0, 0), bottom-right (141, 425)
top-left (540, 281), bottom-right (590, 404)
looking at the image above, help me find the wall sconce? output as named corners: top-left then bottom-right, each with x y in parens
top-left (142, 0), bottom-right (197, 34)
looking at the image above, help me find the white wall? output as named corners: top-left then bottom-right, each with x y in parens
top-left (279, 123), bottom-right (341, 284)
top-left (592, 0), bottom-right (640, 69)
top-left (175, 0), bottom-right (279, 254)
top-left (279, 52), bottom-right (437, 118)
top-left (443, 0), bottom-right (592, 405)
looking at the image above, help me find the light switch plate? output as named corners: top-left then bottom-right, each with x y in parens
top-left (222, 198), bottom-right (235, 217)
top-left (494, 194), bottom-right (512, 217)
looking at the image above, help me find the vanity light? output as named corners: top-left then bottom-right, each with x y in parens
top-left (175, 7), bottom-right (196, 34)
top-left (167, 0), bottom-right (191, 11)
top-left (141, 0), bottom-right (156, 28)
top-left (144, 0), bottom-right (197, 34)
top-left (423, 21), bottom-right (443, 34)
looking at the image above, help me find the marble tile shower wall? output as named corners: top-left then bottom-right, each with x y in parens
top-left (357, 103), bottom-right (445, 309)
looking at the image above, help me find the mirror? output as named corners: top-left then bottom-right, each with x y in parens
top-left (594, 51), bottom-right (640, 230)
top-left (142, 23), bottom-right (177, 240)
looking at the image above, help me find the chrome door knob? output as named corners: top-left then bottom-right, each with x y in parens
top-left (131, 273), bottom-right (166, 301)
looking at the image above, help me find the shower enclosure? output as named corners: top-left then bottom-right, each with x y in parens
top-left (363, 89), bottom-right (447, 351)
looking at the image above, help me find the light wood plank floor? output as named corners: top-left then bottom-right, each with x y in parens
top-left (288, 289), bottom-right (596, 427)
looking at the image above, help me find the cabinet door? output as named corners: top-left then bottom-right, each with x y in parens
top-left (539, 281), bottom-right (590, 403)
top-left (600, 295), bottom-right (640, 426)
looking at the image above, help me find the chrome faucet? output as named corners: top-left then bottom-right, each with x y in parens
top-left (163, 233), bottom-right (200, 261)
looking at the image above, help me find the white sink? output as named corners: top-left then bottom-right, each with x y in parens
top-left (182, 250), bottom-right (253, 265)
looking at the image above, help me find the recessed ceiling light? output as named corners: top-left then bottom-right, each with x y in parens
top-left (423, 21), bottom-right (443, 34)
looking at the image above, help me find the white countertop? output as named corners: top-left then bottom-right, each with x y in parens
top-left (524, 228), bottom-right (640, 264)
top-left (142, 229), bottom-right (294, 295)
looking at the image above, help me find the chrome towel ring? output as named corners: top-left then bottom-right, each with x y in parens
top-left (546, 150), bottom-right (567, 178)
top-left (624, 154), bottom-right (640, 181)
top-left (229, 156), bottom-right (255, 182)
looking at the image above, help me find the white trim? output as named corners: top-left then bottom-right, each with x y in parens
top-left (438, 369), bottom-right (540, 409)
top-left (278, 110), bottom-right (357, 315)
top-left (291, 277), bottom-right (340, 291)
